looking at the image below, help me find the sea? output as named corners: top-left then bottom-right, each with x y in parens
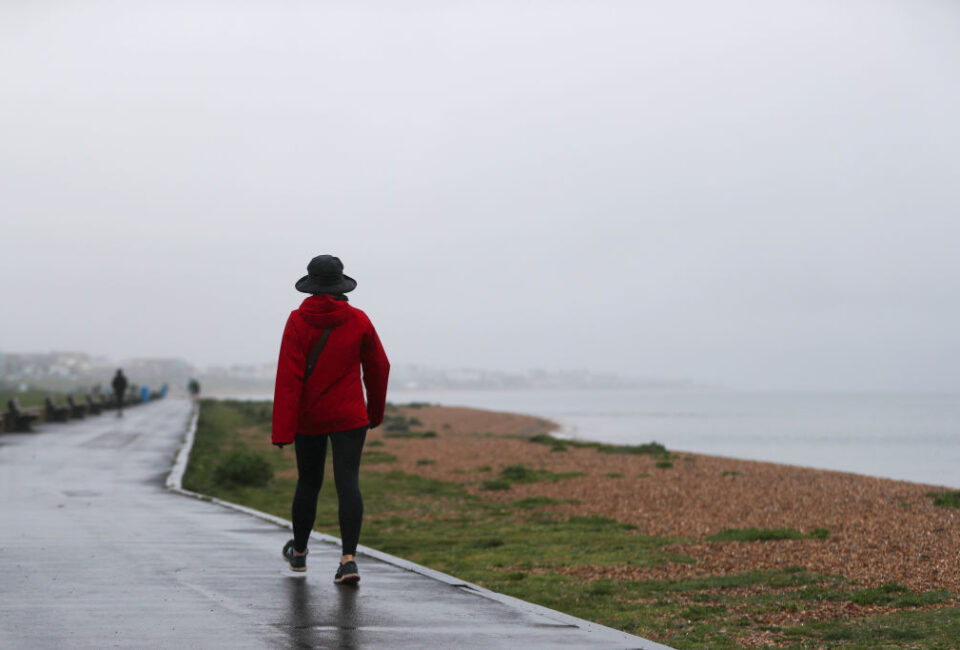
top-left (387, 389), bottom-right (960, 489)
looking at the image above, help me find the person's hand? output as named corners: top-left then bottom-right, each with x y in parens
top-left (273, 442), bottom-right (288, 449)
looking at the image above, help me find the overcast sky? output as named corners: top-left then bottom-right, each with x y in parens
top-left (1, 0), bottom-right (958, 391)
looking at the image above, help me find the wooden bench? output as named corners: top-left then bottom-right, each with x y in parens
top-left (84, 394), bottom-right (102, 415)
top-left (65, 395), bottom-right (87, 419)
top-left (44, 397), bottom-right (70, 423)
top-left (6, 399), bottom-right (40, 433)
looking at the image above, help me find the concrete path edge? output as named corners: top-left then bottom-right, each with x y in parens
top-left (164, 404), bottom-right (673, 650)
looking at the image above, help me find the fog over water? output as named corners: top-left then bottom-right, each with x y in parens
top-left (391, 388), bottom-right (960, 488)
top-left (2, 0), bottom-right (959, 391)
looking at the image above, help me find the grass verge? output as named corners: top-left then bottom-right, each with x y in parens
top-left (707, 527), bottom-right (831, 542)
top-left (183, 399), bottom-right (959, 649)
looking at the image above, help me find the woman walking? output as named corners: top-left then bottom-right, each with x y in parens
top-left (272, 255), bottom-right (390, 584)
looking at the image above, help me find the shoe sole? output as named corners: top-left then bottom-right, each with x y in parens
top-left (335, 573), bottom-right (360, 585)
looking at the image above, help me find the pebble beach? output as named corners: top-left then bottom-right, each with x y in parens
top-left (376, 404), bottom-right (960, 616)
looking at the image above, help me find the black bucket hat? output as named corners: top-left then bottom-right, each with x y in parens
top-left (295, 255), bottom-right (357, 294)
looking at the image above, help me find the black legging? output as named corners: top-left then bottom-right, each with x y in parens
top-left (292, 427), bottom-right (367, 555)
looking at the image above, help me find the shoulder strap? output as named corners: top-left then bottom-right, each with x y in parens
top-left (304, 327), bottom-right (334, 381)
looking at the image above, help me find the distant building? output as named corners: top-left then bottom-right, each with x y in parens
top-left (1, 351), bottom-right (697, 395)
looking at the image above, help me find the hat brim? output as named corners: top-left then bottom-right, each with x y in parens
top-left (295, 274), bottom-right (357, 294)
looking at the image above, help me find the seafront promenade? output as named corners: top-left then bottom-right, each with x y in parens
top-left (0, 398), bottom-right (667, 649)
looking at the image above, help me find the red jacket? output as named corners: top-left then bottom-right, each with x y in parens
top-left (272, 295), bottom-right (390, 444)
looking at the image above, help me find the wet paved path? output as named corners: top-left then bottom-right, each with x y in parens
top-left (0, 399), bottom-right (668, 649)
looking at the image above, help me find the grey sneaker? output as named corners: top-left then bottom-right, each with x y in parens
top-left (334, 560), bottom-right (359, 585)
top-left (282, 539), bottom-right (307, 572)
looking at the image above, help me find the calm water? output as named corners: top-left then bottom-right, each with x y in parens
top-left (388, 389), bottom-right (960, 488)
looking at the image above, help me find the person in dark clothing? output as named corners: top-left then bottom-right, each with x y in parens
top-left (272, 255), bottom-right (390, 584)
top-left (111, 369), bottom-right (128, 416)
top-left (188, 378), bottom-right (201, 401)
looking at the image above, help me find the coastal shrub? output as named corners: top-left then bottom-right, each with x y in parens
top-left (498, 465), bottom-right (586, 484)
top-left (605, 472), bottom-right (624, 478)
top-left (403, 402), bottom-right (431, 408)
top-left (682, 605), bottom-right (727, 621)
top-left (589, 579), bottom-right (616, 596)
top-left (367, 439), bottom-right (384, 447)
top-left (384, 430), bottom-right (437, 439)
top-left (722, 470), bottom-right (742, 477)
top-left (785, 608), bottom-right (960, 645)
top-left (408, 417), bottom-right (423, 426)
top-left (481, 479), bottom-right (511, 491)
top-left (842, 584), bottom-right (950, 607)
top-left (706, 527), bottom-right (830, 542)
top-left (384, 418), bottom-right (409, 432)
top-left (626, 568), bottom-right (832, 597)
top-left (529, 434), bottom-right (556, 445)
top-left (655, 460), bottom-right (673, 469)
top-left (472, 537), bottom-right (505, 549)
top-left (566, 515), bottom-right (633, 531)
top-left (527, 434), bottom-right (667, 457)
top-left (708, 528), bottom-right (804, 542)
top-left (513, 496), bottom-right (565, 509)
top-left (213, 449), bottom-right (273, 488)
top-left (362, 451), bottom-right (397, 464)
top-left (184, 400), bottom-right (273, 494)
top-left (501, 465), bottom-right (536, 481)
top-left (596, 441), bottom-right (668, 456)
top-left (927, 490), bottom-right (960, 508)
top-left (887, 590), bottom-right (952, 608)
top-left (819, 627), bottom-right (924, 643)
top-left (416, 459), bottom-right (436, 466)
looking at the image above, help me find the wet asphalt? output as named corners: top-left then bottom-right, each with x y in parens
top-left (0, 398), bottom-right (669, 649)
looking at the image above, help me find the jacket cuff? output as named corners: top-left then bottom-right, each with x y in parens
top-left (271, 432), bottom-right (295, 445)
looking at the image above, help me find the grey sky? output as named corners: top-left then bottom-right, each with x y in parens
top-left (2, 0), bottom-right (958, 391)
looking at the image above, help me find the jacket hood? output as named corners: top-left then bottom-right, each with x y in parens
top-left (297, 294), bottom-right (353, 328)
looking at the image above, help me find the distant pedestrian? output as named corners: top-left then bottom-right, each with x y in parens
top-left (111, 369), bottom-right (128, 416)
top-left (272, 255), bottom-right (390, 584)
top-left (188, 378), bottom-right (201, 401)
